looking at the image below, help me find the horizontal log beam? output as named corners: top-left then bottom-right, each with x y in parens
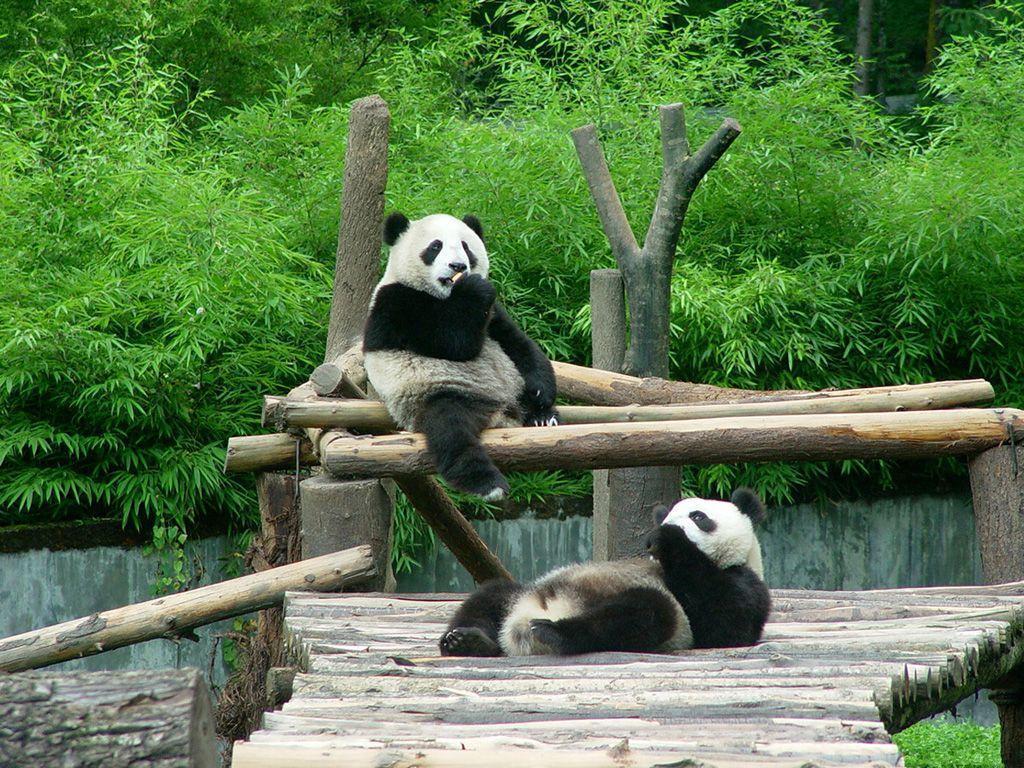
top-left (553, 361), bottom-right (996, 408)
top-left (318, 409), bottom-right (1024, 477)
top-left (262, 378), bottom-right (995, 433)
top-left (224, 433), bottom-right (314, 473)
top-left (552, 360), bottom-right (809, 405)
top-left (0, 546), bottom-right (375, 673)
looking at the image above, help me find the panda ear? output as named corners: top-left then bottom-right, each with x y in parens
top-left (383, 212), bottom-right (410, 246)
top-left (652, 504), bottom-right (671, 526)
top-left (730, 487), bottom-right (766, 524)
top-left (462, 215), bottom-right (484, 241)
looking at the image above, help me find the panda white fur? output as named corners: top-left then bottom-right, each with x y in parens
top-left (439, 488), bottom-right (771, 657)
top-left (362, 213), bottom-right (558, 501)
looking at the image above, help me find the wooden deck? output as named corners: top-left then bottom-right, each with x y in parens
top-left (233, 583), bottom-right (1024, 767)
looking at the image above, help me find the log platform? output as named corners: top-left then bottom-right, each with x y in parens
top-left (232, 584), bottom-right (1024, 767)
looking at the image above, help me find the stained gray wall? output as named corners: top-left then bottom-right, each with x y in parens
top-left (397, 493), bottom-right (981, 592)
top-left (0, 536), bottom-right (236, 684)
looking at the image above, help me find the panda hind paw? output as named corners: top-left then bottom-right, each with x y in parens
top-left (482, 486), bottom-right (507, 502)
top-left (439, 627), bottom-right (502, 657)
top-left (529, 619), bottom-right (568, 654)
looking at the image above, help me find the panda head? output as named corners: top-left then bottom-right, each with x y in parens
top-left (380, 212), bottom-right (489, 299)
top-left (652, 488), bottom-right (766, 569)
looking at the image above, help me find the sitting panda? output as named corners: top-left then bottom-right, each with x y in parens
top-left (362, 212), bottom-right (558, 501)
top-left (438, 488), bottom-right (771, 656)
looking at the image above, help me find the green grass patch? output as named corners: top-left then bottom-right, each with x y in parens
top-left (894, 722), bottom-right (1001, 768)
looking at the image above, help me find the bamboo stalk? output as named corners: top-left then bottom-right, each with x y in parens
top-left (0, 546), bottom-right (375, 673)
top-left (316, 409), bottom-right (1024, 478)
top-left (261, 378), bottom-right (995, 434)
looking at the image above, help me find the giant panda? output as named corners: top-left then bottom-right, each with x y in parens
top-left (438, 488), bottom-right (771, 657)
top-left (362, 212), bottom-right (558, 501)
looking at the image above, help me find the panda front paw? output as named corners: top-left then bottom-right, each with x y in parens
top-left (451, 272), bottom-right (496, 307)
top-left (644, 524), bottom-right (689, 564)
top-left (439, 627), bottom-right (502, 657)
top-left (523, 398), bottom-right (559, 428)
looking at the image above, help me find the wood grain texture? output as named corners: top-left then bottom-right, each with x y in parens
top-left (0, 546), bottom-right (375, 673)
top-left (969, 445), bottom-right (1024, 584)
top-left (261, 378), bottom-right (996, 434)
top-left (324, 95), bottom-right (389, 362)
top-left (0, 668), bottom-right (216, 767)
top-left (232, 585), bottom-right (1024, 767)
top-left (318, 408), bottom-right (1024, 478)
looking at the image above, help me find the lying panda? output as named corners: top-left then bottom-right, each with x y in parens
top-left (439, 488), bottom-right (771, 656)
top-left (362, 212), bottom-right (558, 501)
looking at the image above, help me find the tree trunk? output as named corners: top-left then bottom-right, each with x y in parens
top-left (924, 0), bottom-right (942, 72)
top-left (855, 0), bottom-right (875, 96)
top-left (0, 546), bottom-right (375, 673)
top-left (0, 669), bottom-right (216, 767)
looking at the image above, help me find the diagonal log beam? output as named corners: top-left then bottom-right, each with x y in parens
top-left (0, 546), bottom-right (375, 673)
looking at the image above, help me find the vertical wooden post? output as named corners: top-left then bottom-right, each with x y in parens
top-left (989, 670), bottom-right (1024, 768)
top-left (255, 473), bottom-right (301, 663)
top-left (968, 445), bottom-right (1024, 584)
top-left (300, 94), bottom-right (395, 591)
top-left (591, 269), bottom-right (624, 561)
top-left (300, 476), bottom-right (396, 591)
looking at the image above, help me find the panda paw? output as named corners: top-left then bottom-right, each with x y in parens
top-left (529, 619), bottom-right (568, 654)
top-left (523, 397), bottom-right (559, 428)
top-left (451, 273), bottom-right (496, 306)
top-left (644, 524), bottom-right (692, 565)
top-left (438, 627), bottom-right (502, 657)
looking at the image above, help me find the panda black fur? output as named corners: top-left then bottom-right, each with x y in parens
top-left (362, 213), bottom-right (558, 501)
top-left (438, 488), bottom-right (771, 657)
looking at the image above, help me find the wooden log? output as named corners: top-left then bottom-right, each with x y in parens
top-left (0, 545), bottom-right (375, 673)
top-left (394, 475), bottom-right (513, 583)
top-left (969, 445), bottom-right (1024, 583)
top-left (300, 476), bottom-right (396, 591)
top-left (319, 409), bottom-right (1024, 478)
top-left (225, 433), bottom-right (313, 473)
top-left (309, 362), bottom-right (367, 399)
top-left (260, 378), bottom-right (996, 434)
top-left (0, 668), bottom-right (216, 767)
top-left (553, 359), bottom-right (993, 407)
top-left (324, 95), bottom-right (389, 362)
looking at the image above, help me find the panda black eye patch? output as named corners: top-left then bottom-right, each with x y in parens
top-left (689, 510), bottom-right (717, 533)
top-left (462, 241), bottom-right (478, 269)
top-left (420, 239), bottom-right (444, 265)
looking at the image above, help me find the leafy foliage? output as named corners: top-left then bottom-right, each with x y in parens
top-left (2, 1), bottom-right (1024, 573)
top-left (893, 722), bottom-right (1000, 768)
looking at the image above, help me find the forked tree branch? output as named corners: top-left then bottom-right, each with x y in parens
top-left (644, 116), bottom-right (742, 258)
top-left (570, 124), bottom-right (640, 263)
top-left (659, 103), bottom-right (689, 171)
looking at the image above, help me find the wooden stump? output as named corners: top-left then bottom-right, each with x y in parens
top-left (0, 668), bottom-right (216, 767)
top-left (969, 445), bottom-right (1024, 583)
top-left (300, 475), bottom-right (395, 591)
